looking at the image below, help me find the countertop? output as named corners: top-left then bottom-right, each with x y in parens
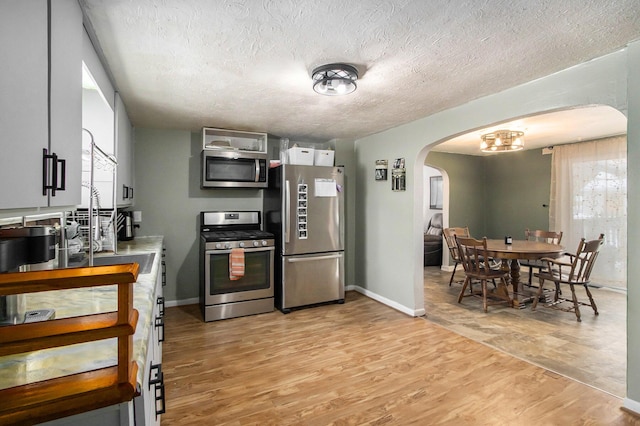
top-left (0, 236), bottom-right (164, 391)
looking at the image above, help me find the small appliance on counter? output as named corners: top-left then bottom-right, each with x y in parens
top-left (0, 225), bottom-right (58, 325)
top-left (117, 210), bottom-right (137, 241)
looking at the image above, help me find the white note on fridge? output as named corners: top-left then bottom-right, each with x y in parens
top-left (315, 179), bottom-right (337, 197)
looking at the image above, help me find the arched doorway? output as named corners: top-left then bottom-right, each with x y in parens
top-left (419, 105), bottom-right (628, 397)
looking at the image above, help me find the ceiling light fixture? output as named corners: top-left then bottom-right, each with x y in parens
top-left (312, 63), bottom-right (358, 96)
top-left (480, 130), bottom-right (525, 153)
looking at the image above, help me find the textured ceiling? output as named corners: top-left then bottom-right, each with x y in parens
top-left (79, 0), bottom-right (640, 145)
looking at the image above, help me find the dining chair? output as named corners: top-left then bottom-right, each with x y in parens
top-left (455, 236), bottom-right (512, 312)
top-left (521, 229), bottom-right (563, 287)
top-left (443, 227), bottom-right (470, 286)
top-left (531, 234), bottom-right (604, 322)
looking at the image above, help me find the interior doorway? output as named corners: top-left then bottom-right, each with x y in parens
top-left (420, 105), bottom-right (628, 398)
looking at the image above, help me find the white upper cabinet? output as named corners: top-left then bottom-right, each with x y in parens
top-left (116, 93), bottom-right (134, 206)
top-left (0, 0), bottom-right (82, 209)
top-left (0, 1), bottom-right (49, 209)
top-left (50, 0), bottom-right (83, 207)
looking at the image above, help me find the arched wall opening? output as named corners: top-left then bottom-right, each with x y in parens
top-left (413, 105), bottom-right (628, 397)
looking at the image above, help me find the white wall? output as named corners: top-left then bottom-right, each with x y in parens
top-left (625, 40), bottom-right (640, 412)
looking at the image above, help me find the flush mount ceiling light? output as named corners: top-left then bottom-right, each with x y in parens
top-left (312, 63), bottom-right (358, 96)
top-left (480, 130), bottom-right (525, 153)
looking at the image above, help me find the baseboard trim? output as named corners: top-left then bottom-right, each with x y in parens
top-left (623, 398), bottom-right (640, 416)
top-left (165, 297), bottom-right (199, 308)
top-left (347, 285), bottom-right (425, 317)
top-left (166, 289), bottom-right (428, 317)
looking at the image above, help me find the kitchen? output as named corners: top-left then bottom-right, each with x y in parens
top-left (2, 0), bottom-right (640, 424)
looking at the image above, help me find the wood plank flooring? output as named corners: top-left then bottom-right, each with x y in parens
top-left (161, 291), bottom-right (638, 425)
top-left (424, 266), bottom-right (627, 397)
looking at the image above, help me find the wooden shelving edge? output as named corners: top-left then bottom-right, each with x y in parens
top-left (0, 263), bottom-right (140, 295)
top-left (0, 309), bottom-right (139, 356)
top-left (0, 264), bottom-right (140, 425)
top-left (0, 363), bottom-right (138, 425)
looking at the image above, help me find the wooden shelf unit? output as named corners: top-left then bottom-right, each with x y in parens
top-left (0, 264), bottom-right (140, 425)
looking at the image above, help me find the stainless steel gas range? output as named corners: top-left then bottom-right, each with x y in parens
top-left (199, 211), bottom-right (275, 321)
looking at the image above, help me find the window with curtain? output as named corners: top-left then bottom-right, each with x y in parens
top-left (549, 135), bottom-right (627, 288)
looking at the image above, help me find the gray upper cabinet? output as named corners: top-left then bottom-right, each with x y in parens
top-left (115, 93), bottom-right (134, 207)
top-left (0, 0), bottom-right (82, 209)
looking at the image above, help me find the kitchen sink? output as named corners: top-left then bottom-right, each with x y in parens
top-left (91, 253), bottom-right (156, 274)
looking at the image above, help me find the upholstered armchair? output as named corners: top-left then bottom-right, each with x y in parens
top-left (424, 213), bottom-right (443, 266)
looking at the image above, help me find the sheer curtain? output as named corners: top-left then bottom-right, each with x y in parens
top-left (549, 135), bottom-right (627, 288)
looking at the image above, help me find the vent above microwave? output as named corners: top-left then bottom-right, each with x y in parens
top-left (202, 127), bottom-right (267, 154)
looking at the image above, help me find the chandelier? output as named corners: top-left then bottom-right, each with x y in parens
top-left (480, 130), bottom-right (525, 153)
top-left (312, 63), bottom-right (358, 96)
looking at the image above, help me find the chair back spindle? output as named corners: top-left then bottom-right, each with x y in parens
top-left (525, 229), bottom-right (563, 245)
top-left (454, 235), bottom-right (512, 312)
top-left (532, 233), bottom-right (604, 321)
top-left (569, 235), bottom-right (604, 283)
top-left (443, 227), bottom-right (470, 286)
top-left (444, 227), bottom-right (470, 262)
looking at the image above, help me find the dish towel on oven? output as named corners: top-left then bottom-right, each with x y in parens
top-left (229, 248), bottom-right (245, 280)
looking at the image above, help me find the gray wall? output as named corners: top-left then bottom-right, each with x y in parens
top-left (334, 139), bottom-right (357, 287)
top-left (484, 148), bottom-right (552, 238)
top-left (426, 152), bottom-right (486, 236)
top-left (133, 128), bottom-right (262, 302)
top-left (426, 149), bottom-right (552, 266)
top-left (133, 129), bottom-right (357, 303)
top-left (429, 148), bottom-right (552, 238)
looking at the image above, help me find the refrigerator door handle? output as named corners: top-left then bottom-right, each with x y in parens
top-left (286, 253), bottom-right (343, 263)
top-left (285, 180), bottom-right (291, 243)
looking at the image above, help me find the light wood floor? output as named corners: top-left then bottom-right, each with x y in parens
top-left (424, 265), bottom-right (627, 397)
top-left (161, 292), bottom-right (638, 425)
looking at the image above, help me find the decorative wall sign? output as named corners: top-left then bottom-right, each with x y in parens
top-left (375, 160), bottom-right (388, 181)
top-left (391, 158), bottom-right (406, 191)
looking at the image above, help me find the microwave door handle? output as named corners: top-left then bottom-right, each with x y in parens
top-left (285, 180), bottom-right (290, 243)
top-left (255, 159), bottom-right (260, 182)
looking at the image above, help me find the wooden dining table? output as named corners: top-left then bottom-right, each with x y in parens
top-left (485, 239), bottom-right (565, 307)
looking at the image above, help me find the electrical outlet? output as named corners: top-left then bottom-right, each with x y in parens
top-left (133, 211), bottom-right (142, 222)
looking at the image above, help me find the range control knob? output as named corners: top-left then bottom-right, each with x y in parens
top-left (261, 240), bottom-right (268, 246)
top-left (253, 241), bottom-right (260, 247)
top-left (239, 242), bottom-right (245, 248)
top-left (224, 243), bottom-right (231, 249)
top-left (215, 243), bottom-right (222, 249)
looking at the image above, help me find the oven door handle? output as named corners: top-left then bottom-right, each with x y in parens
top-left (205, 247), bottom-right (275, 255)
top-left (286, 253), bottom-right (343, 262)
top-left (285, 179), bottom-right (291, 243)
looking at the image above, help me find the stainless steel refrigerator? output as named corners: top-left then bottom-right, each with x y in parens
top-left (264, 165), bottom-right (345, 312)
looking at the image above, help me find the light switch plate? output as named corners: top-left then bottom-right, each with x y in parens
top-left (133, 211), bottom-right (142, 222)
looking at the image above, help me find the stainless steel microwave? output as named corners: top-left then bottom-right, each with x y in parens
top-left (201, 150), bottom-right (268, 188)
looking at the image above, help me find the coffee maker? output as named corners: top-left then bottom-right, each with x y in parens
top-left (0, 226), bottom-right (57, 325)
top-left (117, 211), bottom-right (136, 241)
